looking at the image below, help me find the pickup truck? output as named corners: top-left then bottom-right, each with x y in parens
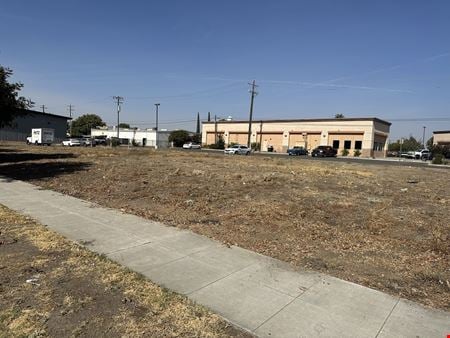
top-left (311, 146), bottom-right (337, 157)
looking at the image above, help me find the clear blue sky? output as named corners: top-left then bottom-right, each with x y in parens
top-left (1, 0), bottom-right (449, 141)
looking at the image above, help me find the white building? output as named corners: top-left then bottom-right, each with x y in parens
top-left (91, 127), bottom-right (171, 148)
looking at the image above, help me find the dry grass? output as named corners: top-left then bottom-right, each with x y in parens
top-left (0, 205), bottom-right (250, 337)
top-left (1, 143), bottom-right (449, 311)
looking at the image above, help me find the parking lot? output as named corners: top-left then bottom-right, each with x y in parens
top-left (1, 143), bottom-right (449, 311)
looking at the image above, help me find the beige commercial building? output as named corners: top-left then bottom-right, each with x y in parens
top-left (202, 117), bottom-right (391, 158)
top-left (433, 130), bottom-right (450, 146)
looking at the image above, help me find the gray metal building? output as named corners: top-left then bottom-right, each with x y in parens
top-left (0, 109), bottom-right (71, 142)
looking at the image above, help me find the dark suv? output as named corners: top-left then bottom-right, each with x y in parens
top-left (311, 146), bottom-right (337, 157)
top-left (287, 146), bottom-right (308, 156)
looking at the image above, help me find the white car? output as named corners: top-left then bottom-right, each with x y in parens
top-left (62, 138), bottom-right (81, 147)
top-left (224, 144), bottom-right (251, 155)
top-left (414, 149), bottom-right (430, 160)
top-left (183, 142), bottom-right (201, 149)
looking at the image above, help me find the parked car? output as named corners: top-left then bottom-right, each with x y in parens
top-left (62, 138), bottom-right (81, 147)
top-left (400, 151), bottom-right (415, 159)
top-left (93, 136), bottom-right (107, 146)
top-left (80, 137), bottom-right (95, 147)
top-left (414, 149), bottom-right (430, 160)
top-left (287, 146), bottom-right (308, 156)
top-left (224, 144), bottom-right (251, 155)
top-left (182, 142), bottom-right (201, 149)
top-left (311, 146), bottom-right (337, 157)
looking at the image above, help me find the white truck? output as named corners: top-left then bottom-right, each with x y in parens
top-left (26, 128), bottom-right (55, 145)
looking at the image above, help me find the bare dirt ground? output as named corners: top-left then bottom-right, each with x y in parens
top-left (0, 205), bottom-right (250, 337)
top-left (1, 143), bottom-right (449, 311)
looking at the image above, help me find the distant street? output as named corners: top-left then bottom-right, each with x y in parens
top-left (192, 148), bottom-right (450, 169)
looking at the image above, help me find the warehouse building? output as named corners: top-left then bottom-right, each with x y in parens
top-left (202, 117), bottom-right (391, 158)
top-left (433, 130), bottom-right (450, 146)
top-left (0, 109), bottom-right (71, 142)
top-left (91, 126), bottom-right (171, 148)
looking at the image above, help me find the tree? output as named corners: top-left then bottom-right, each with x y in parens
top-left (196, 112), bottom-right (200, 134)
top-left (426, 137), bottom-right (434, 150)
top-left (192, 133), bottom-right (201, 143)
top-left (334, 113), bottom-right (345, 119)
top-left (71, 114), bottom-right (105, 136)
top-left (0, 65), bottom-right (34, 127)
top-left (388, 136), bottom-right (422, 152)
top-left (169, 130), bottom-right (190, 147)
top-left (118, 123), bottom-right (130, 128)
top-left (209, 135), bottom-right (225, 149)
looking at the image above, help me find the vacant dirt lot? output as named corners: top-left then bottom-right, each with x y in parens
top-left (1, 143), bottom-right (449, 311)
top-left (0, 205), bottom-right (249, 337)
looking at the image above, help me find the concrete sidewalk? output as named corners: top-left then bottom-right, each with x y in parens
top-left (0, 177), bottom-right (449, 338)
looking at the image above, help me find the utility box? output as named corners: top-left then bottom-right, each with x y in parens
top-left (27, 128), bottom-right (55, 145)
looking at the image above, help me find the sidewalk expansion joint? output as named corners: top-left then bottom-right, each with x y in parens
top-left (186, 262), bottom-right (258, 296)
top-left (105, 240), bottom-right (153, 255)
top-left (252, 277), bottom-right (322, 332)
top-left (374, 298), bottom-right (400, 338)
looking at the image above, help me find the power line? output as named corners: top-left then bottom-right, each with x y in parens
top-left (120, 118), bottom-right (197, 124)
top-left (126, 82), bottom-right (244, 100)
top-left (381, 117), bottom-right (450, 122)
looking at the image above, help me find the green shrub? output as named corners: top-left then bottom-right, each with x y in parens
top-left (169, 130), bottom-right (190, 147)
top-left (432, 154), bottom-right (444, 164)
top-left (341, 149), bottom-right (349, 156)
top-left (107, 137), bottom-right (120, 147)
top-left (353, 149), bottom-right (361, 157)
top-left (209, 135), bottom-right (225, 150)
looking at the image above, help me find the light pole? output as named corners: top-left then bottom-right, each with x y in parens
top-left (422, 126), bottom-right (426, 148)
top-left (214, 115), bottom-right (227, 146)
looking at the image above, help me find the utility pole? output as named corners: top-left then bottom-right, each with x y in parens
top-left (113, 96), bottom-right (124, 139)
top-left (247, 80), bottom-right (258, 148)
top-left (67, 104), bottom-right (74, 118)
top-left (259, 120), bottom-right (263, 151)
top-left (67, 104), bottom-right (75, 136)
top-left (422, 126), bottom-right (426, 148)
top-left (207, 111), bottom-right (211, 122)
top-left (154, 103), bottom-right (160, 131)
top-left (40, 105), bottom-right (47, 113)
